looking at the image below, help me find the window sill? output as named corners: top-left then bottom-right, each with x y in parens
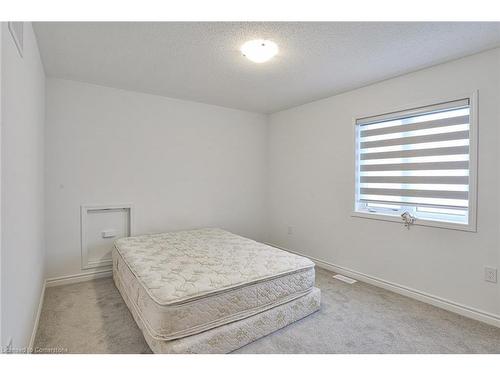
top-left (351, 211), bottom-right (477, 232)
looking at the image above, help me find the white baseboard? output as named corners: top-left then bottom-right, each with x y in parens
top-left (28, 280), bottom-right (46, 352)
top-left (28, 269), bottom-right (113, 351)
top-left (266, 242), bottom-right (500, 328)
top-left (45, 268), bottom-right (112, 288)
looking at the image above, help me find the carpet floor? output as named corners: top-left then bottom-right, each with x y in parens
top-left (34, 268), bottom-right (500, 353)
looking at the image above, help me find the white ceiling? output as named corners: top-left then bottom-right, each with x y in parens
top-left (34, 22), bottom-right (500, 114)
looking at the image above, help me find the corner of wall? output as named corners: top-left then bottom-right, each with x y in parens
top-left (263, 112), bottom-right (272, 243)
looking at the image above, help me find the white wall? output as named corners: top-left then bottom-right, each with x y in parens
top-left (267, 48), bottom-right (500, 317)
top-left (45, 78), bottom-right (268, 279)
top-left (0, 22), bottom-right (3, 346)
top-left (1, 23), bottom-right (46, 349)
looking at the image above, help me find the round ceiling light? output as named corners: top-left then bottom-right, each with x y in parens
top-left (240, 39), bottom-right (278, 63)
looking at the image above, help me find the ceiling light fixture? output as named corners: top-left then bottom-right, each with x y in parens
top-left (240, 39), bottom-right (278, 63)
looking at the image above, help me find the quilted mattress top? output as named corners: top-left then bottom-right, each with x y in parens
top-left (114, 228), bottom-right (314, 305)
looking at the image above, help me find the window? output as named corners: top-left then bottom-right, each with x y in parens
top-left (354, 96), bottom-right (477, 231)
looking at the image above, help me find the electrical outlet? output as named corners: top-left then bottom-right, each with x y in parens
top-left (485, 267), bottom-right (497, 283)
top-left (287, 226), bottom-right (293, 235)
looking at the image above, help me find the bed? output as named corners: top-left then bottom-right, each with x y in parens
top-left (112, 228), bottom-right (321, 353)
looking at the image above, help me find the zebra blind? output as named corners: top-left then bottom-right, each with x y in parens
top-left (355, 98), bottom-right (472, 226)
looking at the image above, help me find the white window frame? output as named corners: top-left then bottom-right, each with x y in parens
top-left (352, 91), bottom-right (478, 232)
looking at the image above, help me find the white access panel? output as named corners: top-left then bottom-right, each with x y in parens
top-left (81, 204), bottom-right (133, 270)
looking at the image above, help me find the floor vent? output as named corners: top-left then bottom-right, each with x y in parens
top-left (333, 274), bottom-right (357, 284)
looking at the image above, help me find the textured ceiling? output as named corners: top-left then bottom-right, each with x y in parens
top-left (34, 22), bottom-right (500, 113)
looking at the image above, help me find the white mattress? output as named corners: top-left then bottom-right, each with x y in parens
top-left (115, 261), bottom-right (321, 353)
top-left (113, 228), bottom-right (316, 341)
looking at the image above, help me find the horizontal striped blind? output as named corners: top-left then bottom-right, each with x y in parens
top-left (356, 99), bottom-right (471, 216)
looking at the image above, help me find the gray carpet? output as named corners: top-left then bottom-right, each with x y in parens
top-left (34, 268), bottom-right (500, 353)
